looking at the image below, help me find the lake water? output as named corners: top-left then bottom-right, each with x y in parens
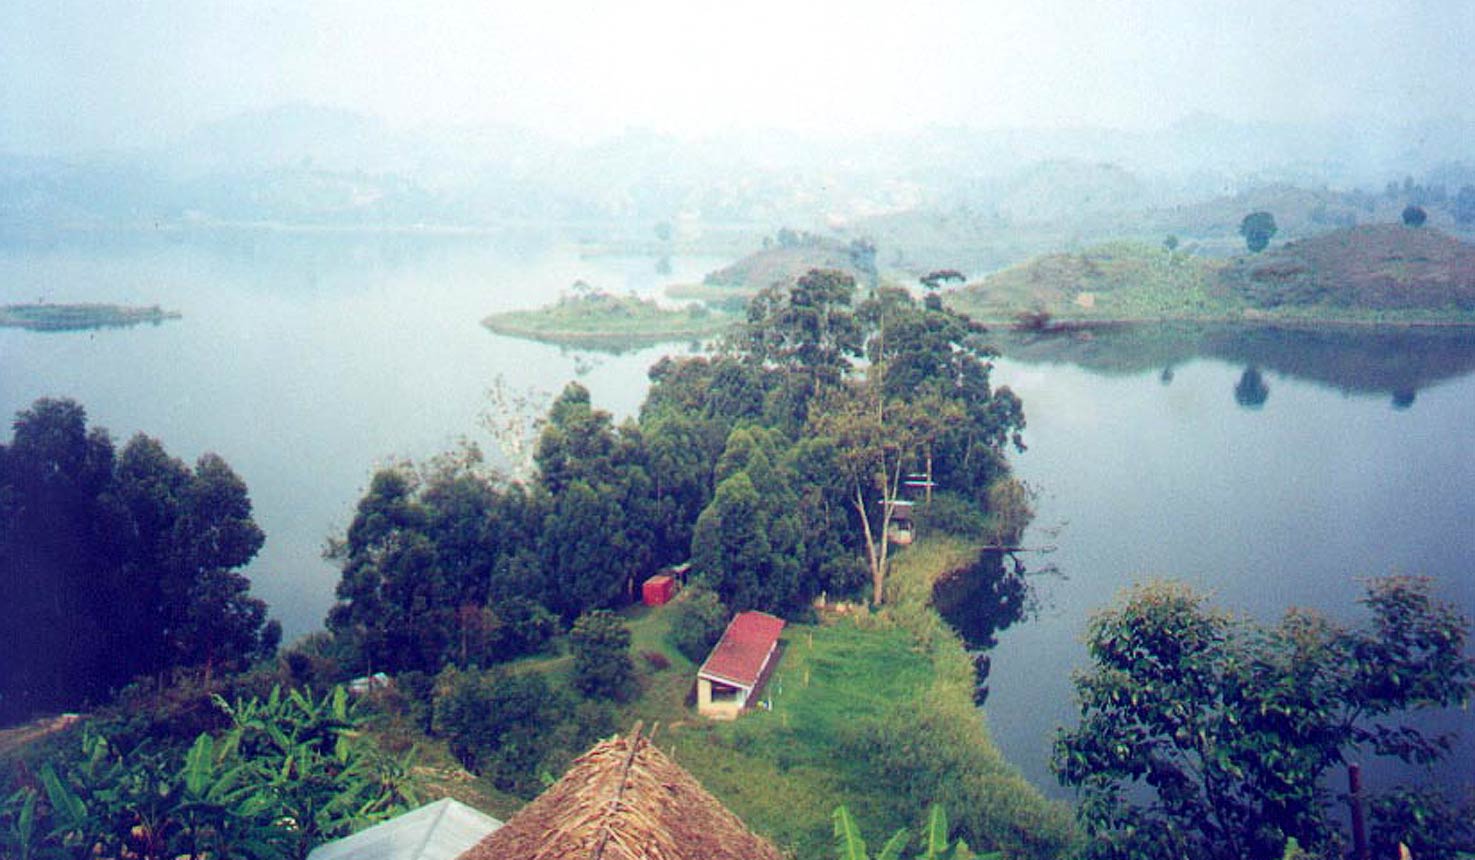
top-left (0, 230), bottom-right (721, 639)
top-left (985, 326), bottom-right (1475, 797)
top-left (3, 232), bottom-right (1471, 800)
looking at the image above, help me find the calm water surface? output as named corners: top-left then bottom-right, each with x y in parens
top-left (3, 234), bottom-right (1472, 800)
top-left (0, 232), bottom-right (722, 638)
top-left (987, 330), bottom-right (1475, 797)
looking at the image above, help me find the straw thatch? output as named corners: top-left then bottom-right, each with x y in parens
top-left (457, 725), bottom-right (784, 860)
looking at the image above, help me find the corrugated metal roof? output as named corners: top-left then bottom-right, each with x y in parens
top-left (698, 611), bottom-right (785, 688)
top-left (307, 798), bottom-right (502, 860)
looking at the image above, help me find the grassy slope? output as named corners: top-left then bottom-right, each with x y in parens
top-left (367, 538), bottom-right (1076, 859)
top-left (951, 228), bottom-right (1475, 326)
top-left (605, 539), bottom-right (1076, 860)
top-left (949, 240), bottom-right (1235, 323)
top-left (1219, 224), bottom-right (1475, 320)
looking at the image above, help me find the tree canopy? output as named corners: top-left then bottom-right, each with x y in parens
top-left (1052, 577), bottom-right (1475, 860)
top-left (1239, 211), bottom-right (1278, 253)
top-left (0, 398), bottom-right (278, 722)
top-left (326, 266), bottom-right (1028, 678)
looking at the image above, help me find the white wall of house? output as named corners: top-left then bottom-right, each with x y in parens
top-left (697, 675), bottom-right (748, 720)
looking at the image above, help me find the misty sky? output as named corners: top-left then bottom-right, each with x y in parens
top-left (3, 0), bottom-right (1472, 154)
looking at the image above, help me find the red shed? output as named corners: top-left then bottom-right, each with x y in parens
top-left (642, 574), bottom-right (677, 606)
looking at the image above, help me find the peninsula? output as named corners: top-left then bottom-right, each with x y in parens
top-left (481, 284), bottom-right (736, 351)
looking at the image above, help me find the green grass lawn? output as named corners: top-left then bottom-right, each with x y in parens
top-left (615, 606), bottom-right (934, 858)
top-left (605, 544), bottom-right (1076, 859)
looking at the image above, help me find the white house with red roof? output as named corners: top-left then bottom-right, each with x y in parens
top-left (696, 611), bottom-right (785, 720)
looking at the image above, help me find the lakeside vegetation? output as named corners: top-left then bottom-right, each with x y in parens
top-left (481, 282), bottom-right (736, 351)
top-left (0, 303), bottom-right (181, 332)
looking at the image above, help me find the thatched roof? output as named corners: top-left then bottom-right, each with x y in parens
top-left (457, 725), bottom-right (784, 860)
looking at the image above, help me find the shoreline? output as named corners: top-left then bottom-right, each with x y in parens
top-left (967, 314), bottom-right (1475, 333)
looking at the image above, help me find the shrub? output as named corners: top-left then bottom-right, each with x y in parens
top-left (570, 610), bottom-right (635, 700)
top-left (668, 586), bottom-right (731, 663)
top-left (433, 667), bottom-right (565, 795)
top-left (915, 491), bottom-right (988, 540)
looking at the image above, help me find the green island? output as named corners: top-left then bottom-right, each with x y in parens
top-left (0, 302), bottom-right (181, 332)
top-left (481, 282), bottom-right (736, 351)
top-left (948, 225), bottom-right (1475, 327)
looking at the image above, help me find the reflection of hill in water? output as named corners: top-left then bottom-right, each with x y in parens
top-left (995, 324), bottom-right (1475, 401)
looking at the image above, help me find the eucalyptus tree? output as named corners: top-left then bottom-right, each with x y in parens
top-left (1, 398), bottom-right (277, 720)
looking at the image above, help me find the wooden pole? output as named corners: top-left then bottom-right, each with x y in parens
top-left (1349, 763), bottom-right (1369, 860)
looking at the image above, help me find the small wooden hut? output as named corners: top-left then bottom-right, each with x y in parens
top-left (642, 574), bottom-right (677, 606)
top-left (456, 726), bottom-right (783, 860)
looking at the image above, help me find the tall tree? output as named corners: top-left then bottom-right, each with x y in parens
top-left (1239, 211), bottom-right (1278, 253)
top-left (1, 399), bottom-right (276, 720)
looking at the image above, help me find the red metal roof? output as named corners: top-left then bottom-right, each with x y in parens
top-left (698, 611), bottom-right (785, 689)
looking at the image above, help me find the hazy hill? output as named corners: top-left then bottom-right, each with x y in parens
top-left (701, 234), bottom-right (875, 290)
top-left (1219, 224), bottom-right (1475, 313)
top-left (949, 225), bottom-right (1475, 324)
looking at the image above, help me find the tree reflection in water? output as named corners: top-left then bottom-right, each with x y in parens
top-left (932, 549), bottom-right (1039, 705)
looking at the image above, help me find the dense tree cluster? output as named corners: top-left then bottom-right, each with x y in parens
top-left (0, 399), bottom-right (278, 722)
top-left (327, 268), bottom-right (1027, 675)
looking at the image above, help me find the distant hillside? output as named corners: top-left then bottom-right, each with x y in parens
top-left (948, 241), bottom-right (1228, 322)
top-left (949, 226), bottom-right (1475, 325)
top-left (666, 232), bottom-right (878, 306)
top-left (995, 160), bottom-right (1150, 224)
top-left (703, 232), bottom-right (875, 289)
top-left (1218, 224), bottom-right (1475, 315)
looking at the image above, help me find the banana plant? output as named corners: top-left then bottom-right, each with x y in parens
top-left (2, 788), bottom-right (40, 860)
top-left (833, 804), bottom-right (988, 860)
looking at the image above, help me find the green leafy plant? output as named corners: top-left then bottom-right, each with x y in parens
top-left (1053, 577), bottom-right (1475, 860)
top-left (832, 804), bottom-right (980, 860)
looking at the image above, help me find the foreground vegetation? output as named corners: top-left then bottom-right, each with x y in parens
top-left (1, 685), bottom-right (417, 860)
top-left (0, 400), bottom-right (279, 723)
top-left (1055, 577), bottom-right (1475, 860)
top-left (481, 282), bottom-right (736, 350)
